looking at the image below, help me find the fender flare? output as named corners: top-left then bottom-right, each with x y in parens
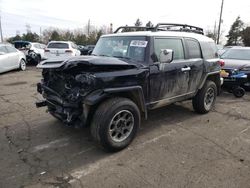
top-left (84, 86), bottom-right (148, 119)
top-left (198, 71), bottom-right (220, 89)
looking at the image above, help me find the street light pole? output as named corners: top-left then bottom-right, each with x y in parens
top-left (217, 0), bottom-right (224, 44)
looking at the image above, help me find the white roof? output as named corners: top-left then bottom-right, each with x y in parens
top-left (102, 31), bottom-right (213, 42)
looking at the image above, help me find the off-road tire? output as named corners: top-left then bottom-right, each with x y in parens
top-left (192, 80), bottom-right (217, 114)
top-left (91, 97), bottom-right (140, 152)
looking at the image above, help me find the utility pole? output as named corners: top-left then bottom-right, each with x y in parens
top-left (217, 0), bottom-right (224, 44)
top-left (213, 21), bottom-right (217, 42)
top-left (87, 19), bottom-right (90, 36)
top-left (0, 15), bottom-right (4, 42)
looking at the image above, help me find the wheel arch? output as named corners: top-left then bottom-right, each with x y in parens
top-left (84, 86), bottom-right (147, 123)
top-left (199, 72), bottom-right (221, 95)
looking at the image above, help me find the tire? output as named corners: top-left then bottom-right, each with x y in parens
top-left (233, 87), bottom-right (245, 98)
top-left (192, 81), bottom-right (217, 114)
top-left (91, 97), bottom-right (140, 152)
top-left (19, 59), bottom-right (26, 71)
top-left (36, 55), bottom-right (41, 64)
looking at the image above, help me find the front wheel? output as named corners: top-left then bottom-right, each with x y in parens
top-left (91, 97), bottom-right (140, 152)
top-left (192, 81), bottom-right (217, 114)
top-left (19, 59), bottom-right (26, 71)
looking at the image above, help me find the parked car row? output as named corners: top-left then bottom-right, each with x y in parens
top-left (0, 40), bottom-right (95, 74)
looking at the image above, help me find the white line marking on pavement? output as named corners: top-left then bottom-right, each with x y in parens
top-left (31, 137), bottom-right (69, 152)
top-left (69, 129), bottom-right (177, 184)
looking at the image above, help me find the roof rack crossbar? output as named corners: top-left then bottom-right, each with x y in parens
top-left (114, 26), bottom-right (154, 33)
top-left (154, 23), bottom-right (204, 34)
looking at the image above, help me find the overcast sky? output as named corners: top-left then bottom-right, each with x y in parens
top-left (1, 0), bottom-right (250, 41)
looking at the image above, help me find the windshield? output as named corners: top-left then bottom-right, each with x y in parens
top-left (92, 36), bottom-right (147, 62)
top-left (47, 42), bottom-right (69, 49)
top-left (221, 48), bottom-right (250, 60)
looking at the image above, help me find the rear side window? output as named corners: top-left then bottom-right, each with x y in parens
top-left (200, 42), bottom-right (218, 59)
top-left (185, 39), bottom-right (201, 59)
top-left (47, 43), bottom-right (69, 49)
top-left (154, 38), bottom-right (184, 60)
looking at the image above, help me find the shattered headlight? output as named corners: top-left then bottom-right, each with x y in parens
top-left (75, 73), bottom-right (95, 88)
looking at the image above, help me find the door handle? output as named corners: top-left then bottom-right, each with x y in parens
top-left (181, 67), bottom-right (191, 72)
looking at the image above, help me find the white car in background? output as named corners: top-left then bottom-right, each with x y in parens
top-left (29, 42), bottom-right (46, 60)
top-left (0, 43), bottom-right (26, 73)
top-left (44, 41), bottom-right (81, 59)
top-left (14, 41), bottom-right (46, 63)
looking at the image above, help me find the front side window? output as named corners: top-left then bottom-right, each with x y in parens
top-left (154, 38), bottom-right (185, 60)
top-left (0, 46), bottom-right (8, 53)
top-left (186, 39), bottom-right (201, 59)
top-left (6, 46), bottom-right (17, 53)
top-left (92, 36), bottom-right (147, 62)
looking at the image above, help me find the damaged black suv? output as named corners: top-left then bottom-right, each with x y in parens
top-left (36, 23), bottom-right (221, 151)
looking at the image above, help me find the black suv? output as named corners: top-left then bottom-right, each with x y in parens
top-left (36, 23), bottom-right (221, 151)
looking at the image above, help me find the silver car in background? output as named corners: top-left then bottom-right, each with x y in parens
top-left (0, 43), bottom-right (26, 74)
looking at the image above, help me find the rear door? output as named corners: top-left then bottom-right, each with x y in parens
top-left (149, 37), bottom-right (193, 103)
top-left (183, 38), bottom-right (204, 93)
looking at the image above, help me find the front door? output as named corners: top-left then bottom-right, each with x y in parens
top-left (149, 37), bottom-right (192, 104)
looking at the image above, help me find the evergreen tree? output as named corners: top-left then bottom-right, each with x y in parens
top-left (134, 19), bottom-right (142, 27)
top-left (226, 16), bottom-right (244, 46)
top-left (242, 27), bottom-right (250, 46)
top-left (146, 21), bottom-right (154, 28)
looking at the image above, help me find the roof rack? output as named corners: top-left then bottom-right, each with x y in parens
top-left (114, 23), bottom-right (204, 35)
top-left (154, 23), bottom-right (204, 35)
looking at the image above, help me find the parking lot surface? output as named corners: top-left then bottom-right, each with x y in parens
top-left (0, 67), bottom-right (250, 188)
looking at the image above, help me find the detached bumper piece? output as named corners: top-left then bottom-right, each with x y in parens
top-left (36, 100), bottom-right (47, 108)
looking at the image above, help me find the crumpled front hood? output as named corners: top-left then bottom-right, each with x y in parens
top-left (37, 56), bottom-right (139, 69)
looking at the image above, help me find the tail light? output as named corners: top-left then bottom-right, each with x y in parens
top-left (218, 59), bottom-right (225, 67)
top-left (65, 50), bottom-right (73, 53)
top-left (45, 49), bottom-right (50, 52)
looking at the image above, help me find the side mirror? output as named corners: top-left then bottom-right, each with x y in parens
top-left (0, 51), bottom-right (6, 55)
top-left (159, 49), bottom-right (173, 63)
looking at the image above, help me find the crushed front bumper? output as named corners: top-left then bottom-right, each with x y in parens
top-left (36, 83), bottom-right (85, 127)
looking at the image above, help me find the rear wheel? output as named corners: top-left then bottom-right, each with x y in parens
top-left (192, 81), bottom-right (217, 114)
top-left (19, 59), bottom-right (26, 71)
top-left (91, 97), bottom-right (140, 152)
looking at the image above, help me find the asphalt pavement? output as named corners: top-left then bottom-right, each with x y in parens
top-left (0, 66), bottom-right (250, 188)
